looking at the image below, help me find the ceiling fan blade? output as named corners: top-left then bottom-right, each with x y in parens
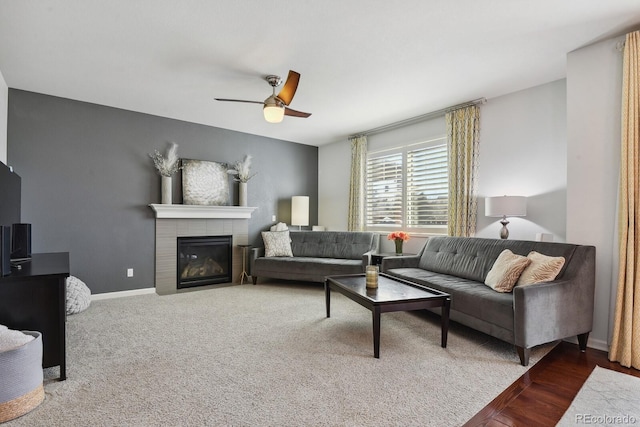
top-left (284, 107), bottom-right (311, 118)
top-left (277, 70), bottom-right (300, 106)
top-left (214, 98), bottom-right (263, 105)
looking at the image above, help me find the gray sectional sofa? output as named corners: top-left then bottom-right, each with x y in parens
top-left (251, 231), bottom-right (379, 284)
top-left (381, 236), bottom-right (596, 365)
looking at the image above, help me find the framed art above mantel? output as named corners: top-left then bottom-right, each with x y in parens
top-left (181, 159), bottom-right (230, 206)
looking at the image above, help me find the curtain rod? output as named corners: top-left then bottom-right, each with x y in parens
top-left (350, 97), bottom-right (487, 139)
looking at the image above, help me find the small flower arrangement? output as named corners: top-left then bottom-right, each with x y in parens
top-left (388, 231), bottom-right (410, 254)
top-left (149, 142), bottom-right (181, 177)
top-left (228, 154), bottom-right (257, 183)
top-left (387, 231), bottom-right (410, 242)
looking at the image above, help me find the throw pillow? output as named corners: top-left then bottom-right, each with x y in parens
top-left (516, 251), bottom-right (566, 286)
top-left (484, 249), bottom-right (531, 292)
top-left (261, 230), bottom-right (293, 257)
top-left (270, 222), bottom-right (289, 231)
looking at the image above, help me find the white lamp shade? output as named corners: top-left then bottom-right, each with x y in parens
top-left (485, 196), bottom-right (527, 217)
top-left (263, 105), bottom-right (285, 123)
top-left (291, 196), bottom-right (309, 227)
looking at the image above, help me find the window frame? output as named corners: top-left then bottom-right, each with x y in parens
top-left (365, 136), bottom-right (448, 236)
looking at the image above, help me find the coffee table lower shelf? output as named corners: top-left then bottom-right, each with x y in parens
top-left (324, 273), bottom-right (451, 358)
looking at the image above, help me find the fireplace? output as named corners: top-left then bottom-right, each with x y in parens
top-left (150, 205), bottom-right (257, 295)
top-left (177, 235), bottom-right (232, 289)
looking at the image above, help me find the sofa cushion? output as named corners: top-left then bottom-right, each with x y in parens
top-left (385, 268), bottom-right (515, 331)
top-left (261, 231), bottom-right (293, 257)
top-left (253, 256), bottom-right (364, 281)
top-left (516, 251), bottom-right (565, 286)
top-left (484, 250), bottom-right (531, 292)
top-left (417, 236), bottom-right (578, 282)
top-left (290, 231), bottom-right (377, 259)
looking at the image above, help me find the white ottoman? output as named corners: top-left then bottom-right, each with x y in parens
top-left (0, 330), bottom-right (44, 423)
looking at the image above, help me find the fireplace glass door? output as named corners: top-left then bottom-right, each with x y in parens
top-left (177, 235), bottom-right (232, 289)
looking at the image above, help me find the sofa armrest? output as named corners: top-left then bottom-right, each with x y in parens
top-left (513, 277), bottom-right (595, 348)
top-left (250, 247), bottom-right (263, 274)
top-left (359, 234), bottom-right (381, 269)
top-left (380, 255), bottom-right (421, 272)
top-left (513, 244), bottom-right (595, 349)
top-left (361, 250), bottom-right (375, 271)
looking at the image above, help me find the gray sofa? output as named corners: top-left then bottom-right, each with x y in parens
top-left (251, 231), bottom-right (379, 284)
top-left (381, 236), bottom-right (596, 365)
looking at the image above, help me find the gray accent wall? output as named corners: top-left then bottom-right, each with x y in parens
top-left (0, 70), bottom-right (7, 164)
top-left (7, 89), bottom-right (318, 294)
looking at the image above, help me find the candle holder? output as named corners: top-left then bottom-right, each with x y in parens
top-left (366, 265), bottom-right (379, 289)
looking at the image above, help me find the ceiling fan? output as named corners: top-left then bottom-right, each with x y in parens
top-left (215, 70), bottom-right (311, 123)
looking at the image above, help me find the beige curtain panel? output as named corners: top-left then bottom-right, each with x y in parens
top-left (609, 30), bottom-right (640, 370)
top-left (348, 135), bottom-right (367, 231)
top-left (446, 105), bottom-right (480, 237)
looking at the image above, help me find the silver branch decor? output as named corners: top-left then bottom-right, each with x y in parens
top-left (149, 142), bottom-right (181, 177)
top-left (228, 154), bottom-right (256, 183)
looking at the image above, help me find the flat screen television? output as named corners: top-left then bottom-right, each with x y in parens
top-left (0, 162), bottom-right (21, 228)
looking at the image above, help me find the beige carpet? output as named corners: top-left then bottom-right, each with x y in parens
top-left (557, 366), bottom-right (640, 426)
top-left (7, 282), bottom-right (553, 427)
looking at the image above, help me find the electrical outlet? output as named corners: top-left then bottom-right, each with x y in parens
top-left (127, 268), bottom-right (134, 277)
top-left (272, 215), bottom-right (276, 222)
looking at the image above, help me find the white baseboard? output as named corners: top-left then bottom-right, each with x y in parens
top-left (563, 336), bottom-right (609, 352)
top-left (91, 287), bottom-right (156, 301)
top-left (587, 337), bottom-right (609, 352)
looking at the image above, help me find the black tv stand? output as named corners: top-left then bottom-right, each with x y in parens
top-left (0, 252), bottom-right (69, 380)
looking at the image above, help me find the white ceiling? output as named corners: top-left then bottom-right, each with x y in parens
top-left (1, 1), bottom-right (639, 146)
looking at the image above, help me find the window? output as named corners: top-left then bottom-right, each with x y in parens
top-left (365, 137), bottom-right (448, 234)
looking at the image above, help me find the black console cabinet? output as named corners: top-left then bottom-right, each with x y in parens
top-left (0, 252), bottom-right (69, 380)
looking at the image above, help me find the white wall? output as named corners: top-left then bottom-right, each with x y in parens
top-left (319, 81), bottom-right (567, 252)
top-left (476, 80), bottom-right (567, 242)
top-left (566, 35), bottom-right (625, 351)
top-left (318, 117), bottom-right (445, 254)
top-left (0, 69), bottom-right (7, 164)
top-left (366, 116), bottom-right (446, 152)
top-left (318, 140), bottom-right (351, 232)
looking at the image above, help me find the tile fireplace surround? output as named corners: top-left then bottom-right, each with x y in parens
top-left (149, 204), bottom-right (257, 295)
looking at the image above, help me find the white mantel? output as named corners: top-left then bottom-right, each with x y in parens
top-left (149, 204), bottom-right (257, 219)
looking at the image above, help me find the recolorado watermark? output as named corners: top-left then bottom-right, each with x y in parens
top-left (576, 414), bottom-right (638, 424)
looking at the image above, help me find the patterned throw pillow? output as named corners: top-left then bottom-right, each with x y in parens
top-left (261, 230), bottom-right (293, 257)
top-left (516, 251), bottom-right (566, 286)
top-left (484, 249), bottom-right (531, 292)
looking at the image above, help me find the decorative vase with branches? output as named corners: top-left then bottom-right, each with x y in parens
top-left (228, 155), bottom-right (256, 206)
top-left (149, 142), bottom-right (181, 204)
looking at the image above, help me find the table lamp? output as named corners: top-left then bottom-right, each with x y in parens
top-left (485, 195), bottom-right (527, 239)
top-left (291, 196), bottom-right (309, 230)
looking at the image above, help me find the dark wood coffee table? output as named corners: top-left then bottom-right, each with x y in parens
top-left (325, 273), bottom-right (451, 358)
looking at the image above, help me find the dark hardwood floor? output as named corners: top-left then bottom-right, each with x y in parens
top-left (464, 341), bottom-right (640, 426)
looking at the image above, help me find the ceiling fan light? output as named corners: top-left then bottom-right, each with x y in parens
top-left (263, 105), bottom-right (285, 123)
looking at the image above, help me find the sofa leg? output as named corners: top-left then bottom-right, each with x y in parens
top-left (252, 277), bottom-right (257, 285)
top-left (577, 332), bottom-right (589, 352)
top-left (516, 346), bottom-right (530, 366)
